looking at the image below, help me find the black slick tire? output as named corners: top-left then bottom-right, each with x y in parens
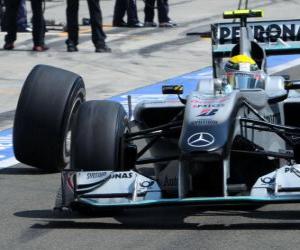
top-left (71, 100), bottom-right (128, 171)
top-left (13, 64), bottom-right (85, 171)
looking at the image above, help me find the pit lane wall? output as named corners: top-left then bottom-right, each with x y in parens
top-left (1, 55), bottom-right (300, 169)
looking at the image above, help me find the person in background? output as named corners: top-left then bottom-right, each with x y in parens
top-left (3, 0), bottom-right (48, 51)
top-left (113, 0), bottom-right (143, 27)
top-left (144, 0), bottom-right (176, 27)
top-left (1, 0), bottom-right (29, 32)
top-left (66, 0), bottom-right (111, 52)
top-left (17, 0), bottom-right (28, 32)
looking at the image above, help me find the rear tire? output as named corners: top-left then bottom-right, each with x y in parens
top-left (71, 100), bottom-right (128, 171)
top-left (13, 65), bottom-right (85, 171)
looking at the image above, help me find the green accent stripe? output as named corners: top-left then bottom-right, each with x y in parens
top-left (78, 195), bottom-right (300, 208)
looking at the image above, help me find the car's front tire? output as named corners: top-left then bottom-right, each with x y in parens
top-left (13, 64), bottom-right (85, 171)
top-left (71, 100), bottom-right (128, 171)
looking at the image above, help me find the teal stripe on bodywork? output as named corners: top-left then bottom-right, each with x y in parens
top-left (78, 195), bottom-right (300, 207)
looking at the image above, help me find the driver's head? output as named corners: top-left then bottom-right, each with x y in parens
top-left (225, 54), bottom-right (259, 72)
top-left (223, 54), bottom-right (263, 91)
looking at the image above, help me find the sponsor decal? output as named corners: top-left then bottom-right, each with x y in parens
top-left (260, 176), bottom-right (275, 184)
top-left (285, 167), bottom-right (300, 177)
top-left (110, 172), bottom-right (133, 179)
top-left (218, 22), bottom-right (300, 43)
top-left (198, 108), bottom-right (219, 116)
top-left (87, 172), bottom-right (108, 179)
top-left (191, 95), bottom-right (230, 104)
top-left (158, 160), bottom-right (178, 191)
top-left (192, 103), bottom-right (224, 108)
top-left (140, 180), bottom-right (155, 188)
top-left (163, 176), bottom-right (177, 187)
top-left (187, 132), bottom-right (215, 148)
top-left (192, 119), bottom-right (218, 126)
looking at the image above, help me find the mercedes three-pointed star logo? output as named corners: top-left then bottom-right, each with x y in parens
top-left (187, 132), bottom-right (215, 147)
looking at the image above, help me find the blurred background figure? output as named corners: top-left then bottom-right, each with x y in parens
top-left (66, 0), bottom-right (111, 53)
top-left (17, 0), bottom-right (28, 32)
top-left (113, 0), bottom-right (143, 27)
top-left (0, 0), bottom-right (7, 31)
top-left (144, 0), bottom-right (176, 27)
top-left (1, 0), bottom-right (28, 32)
top-left (3, 0), bottom-right (48, 51)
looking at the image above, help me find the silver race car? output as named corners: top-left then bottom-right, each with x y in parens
top-left (13, 9), bottom-right (300, 211)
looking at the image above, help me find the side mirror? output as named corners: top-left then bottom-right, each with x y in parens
top-left (268, 90), bottom-right (288, 104)
top-left (265, 76), bottom-right (288, 104)
top-left (162, 85), bottom-right (184, 95)
top-left (285, 80), bottom-right (300, 90)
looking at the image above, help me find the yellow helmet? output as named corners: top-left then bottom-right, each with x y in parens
top-left (225, 54), bottom-right (259, 72)
top-left (223, 54), bottom-right (264, 91)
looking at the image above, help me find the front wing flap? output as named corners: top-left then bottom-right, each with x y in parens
top-left (55, 170), bottom-right (161, 209)
top-left (55, 167), bottom-right (300, 210)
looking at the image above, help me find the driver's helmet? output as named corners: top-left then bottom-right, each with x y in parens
top-left (223, 54), bottom-right (264, 91)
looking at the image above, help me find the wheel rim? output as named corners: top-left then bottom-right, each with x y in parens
top-left (63, 94), bottom-right (84, 164)
top-left (119, 116), bottom-right (130, 170)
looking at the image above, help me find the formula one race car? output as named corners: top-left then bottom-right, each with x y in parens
top-left (13, 9), bottom-right (300, 211)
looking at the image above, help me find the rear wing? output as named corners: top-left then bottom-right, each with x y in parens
top-left (212, 19), bottom-right (300, 57)
top-left (212, 19), bottom-right (300, 78)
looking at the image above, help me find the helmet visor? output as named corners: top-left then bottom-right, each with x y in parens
top-left (226, 71), bottom-right (263, 89)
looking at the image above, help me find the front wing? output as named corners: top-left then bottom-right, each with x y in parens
top-left (55, 166), bottom-right (300, 209)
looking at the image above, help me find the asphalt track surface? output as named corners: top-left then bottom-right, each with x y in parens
top-left (3, 0), bottom-right (300, 249)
